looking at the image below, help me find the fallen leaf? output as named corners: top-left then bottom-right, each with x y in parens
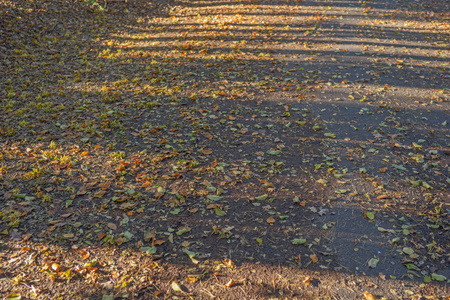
top-left (310, 254), bottom-right (318, 263)
top-left (223, 259), bottom-right (235, 268)
top-left (431, 273), bottom-right (446, 281)
top-left (63, 233), bottom-right (74, 239)
top-left (51, 263), bottom-right (60, 272)
top-left (368, 257), bottom-right (379, 268)
top-left (224, 279), bottom-right (235, 288)
top-left (303, 276), bottom-right (312, 286)
top-left (291, 238), bottom-right (307, 245)
top-left (171, 281), bottom-right (182, 292)
top-left (107, 223), bottom-right (117, 230)
top-left (377, 227), bottom-right (396, 234)
top-left (365, 212), bottom-right (375, 220)
top-left (363, 291), bottom-right (378, 300)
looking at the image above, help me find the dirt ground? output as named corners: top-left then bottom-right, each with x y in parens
top-left (0, 0), bottom-right (449, 299)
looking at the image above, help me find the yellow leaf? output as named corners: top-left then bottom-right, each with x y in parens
top-left (363, 291), bottom-right (378, 300)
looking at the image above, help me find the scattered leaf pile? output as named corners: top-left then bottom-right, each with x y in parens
top-left (0, 0), bottom-right (448, 298)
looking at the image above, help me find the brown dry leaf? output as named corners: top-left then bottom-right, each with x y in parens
top-left (211, 159), bottom-right (218, 168)
top-left (80, 251), bottom-right (90, 260)
top-left (97, 183), bottom-right (110, 189)
top-left (224, 279), bottom-right (235, 288)
top-left (63, 233), bottom-right (74, 239)
top-left (22, 233), bottom-right (32, 241)
top-left (379, 167), bottom-right (388, 173)
top-left (98, 233), bottom-right (106, 241)
top-left (300, 201), bottom-right (306, 207)
top-left (376, 194), bottom-right (390, 200)
top-left (154, 192), bottom-right (165, 199)
top-left (181, 241), bottom-right (191, 248)
top-left (207, 204), bottom-right (221, 209)
top-left (363, 291), bottom-right (378, 300)
top-left (188, 208), bottom-right (198, 213)
top-left (202, 149), bottom-right (213, 155)
top-left (93, 190), bottom-right (106, 198)
top-left (152, 239), bottom-right (165, 246)
top-left (266, 216), bottom-right (275, 225)
top-left (107, 223), bottom-right (117, 230)
top-left (310, 254), bottom-right (318, 263)
top-left (111, 271), bottom-right (120, 278)
top-left (144, 229), bottom-right (156, 242)
top-left (116, 237), bottom-right (124, 245)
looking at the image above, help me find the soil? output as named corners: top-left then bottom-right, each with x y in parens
top-left (0, 0), bottom-right (449, 299)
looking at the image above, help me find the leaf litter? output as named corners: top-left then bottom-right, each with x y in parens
top-left (0, 0), bottom-right (448, 298)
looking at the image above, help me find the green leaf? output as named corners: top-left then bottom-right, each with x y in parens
top-left (409, 180), bottom-right (421, 187)
top-left (431, 273), bottom-right (446, 281)
top-left (422, 181), bottom-right (433, 189)
top-left (206, 195), bottom-right (222, 201)
top-left (335, 189), bottom-right (347, 194)
top-left (214, 207), bottom-right (225, 216)
top-left (403, 247), bottom-right (414, 255)
top-left (256, 238), bottom-right (263, 245)
top-left (182, 248), bottom-right (199, 264)
top-left (141, 247), bottom-right (157, 255)
top-left (102, 295), bottom-right (114, 300)
top-left (424, 276), bottom-right (431, 283)
top-left (392, 164), bottom-right (406, 171)
top-left (255, 194), bottom-right (268, 201)
top-left (291, 238), bottom-right (306, 245)
top-left (170, 208), bottom-right (181, 215)
top-left (312, 124), bottom-right (322, 131)
top-left (368, 257), bottom-right (379, 268)
top-left (5, 295), bottom-right (21, 300)
top-left (404, 263), bottom-right (419, 270)
top-left (267, 150), bottom-right (281, 155)
top-left (176, 228), bottom-right (190, 235)
top-left (366, 212), bottom-right (374, 220)
top-left (324, 132), bottom-right (336, 138)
